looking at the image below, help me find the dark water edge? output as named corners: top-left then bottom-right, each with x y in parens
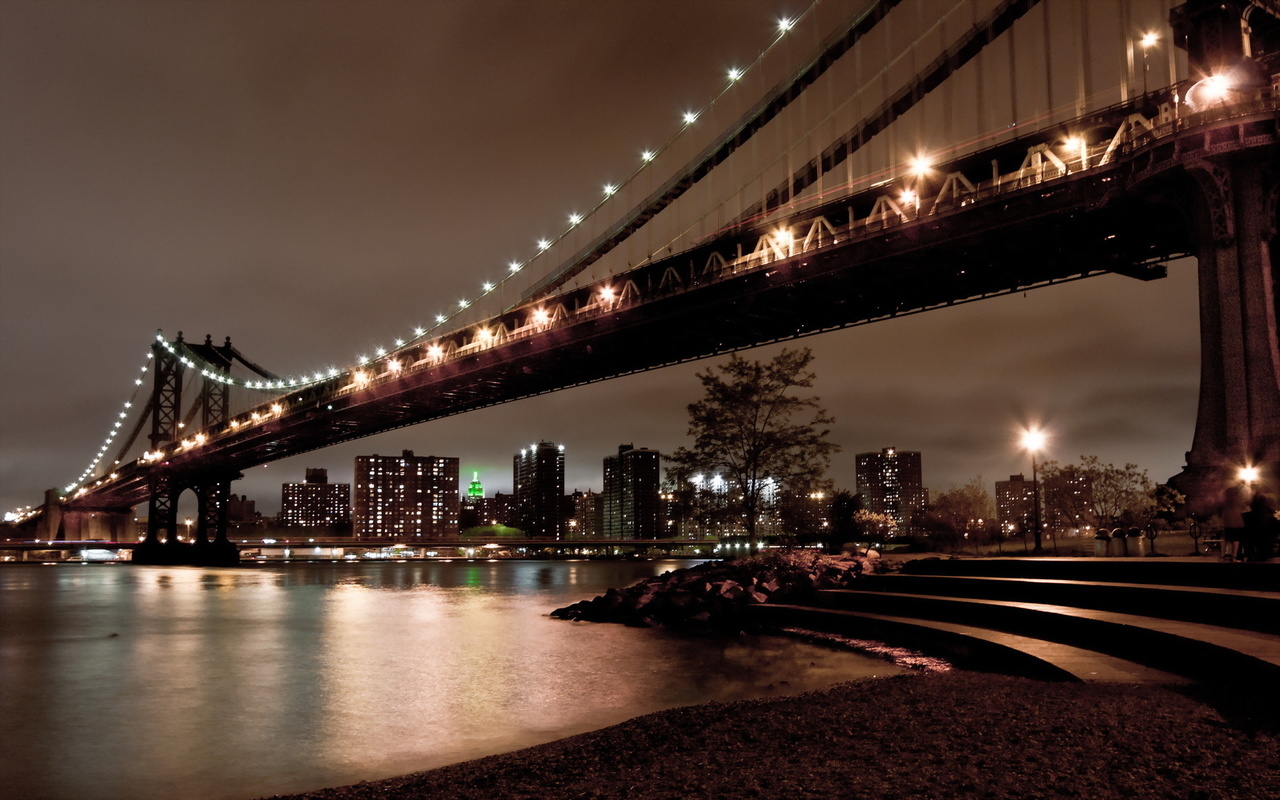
top-left (0, 560), bottom-right (906, 800)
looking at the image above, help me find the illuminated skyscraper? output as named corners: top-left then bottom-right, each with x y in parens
top-left (513, 442), bottom-right (565, 538)
top-left (354, 451), bottom-right (459, 539)
top-left (459, 471), bottom-right (484, 529)
top-left (854, 447), bottom-right (926, 532)
top-left (602, 444), bottom-right (661, 539)
top-left (281, 468), bottom-right (350, 527)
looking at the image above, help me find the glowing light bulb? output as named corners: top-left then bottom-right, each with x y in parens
top-left (603, 184), bottom-right (617, 196)
top-left (777, 17), bottom-right (794, 32)
top-left (435, 314), bottom-right (446, 324)
top-left (1021, 427), bottom-right (1046, 453)
top-left (482, 282), bottom-right (494, 292)
top-left (641, 150), bottom-right (655, 162)
top-left (909, 154), bottom-right (933, 176)
top-left (509, 261), bottom-right (522, 272)
top-left (682, 111), bottom-right (698, 125)
top-left (568, 213), bottom-right (582, 226)
top-left (727, 67), bottom-right (742, 82)
top-left (537, 238), bottom-right (551, 251)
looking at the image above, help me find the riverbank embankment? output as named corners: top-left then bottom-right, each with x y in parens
top-left (267, 671), bottom-right (1280, 800)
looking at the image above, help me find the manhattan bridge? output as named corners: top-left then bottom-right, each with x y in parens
top-left (19, 0), bottom-right (1280, 564)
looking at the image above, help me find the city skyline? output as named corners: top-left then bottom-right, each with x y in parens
top-left (0, 0), bottom-right (1199, 517)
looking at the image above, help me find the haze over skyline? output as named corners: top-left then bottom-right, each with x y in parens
top-left (0, 0), bottom-right (1200, 517)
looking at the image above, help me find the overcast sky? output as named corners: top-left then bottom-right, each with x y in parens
top-left (0, 0), bottom-right (1199, 516)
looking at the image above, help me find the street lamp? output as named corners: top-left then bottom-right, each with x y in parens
top-left (1021, 428), bottom-right (1046, 553)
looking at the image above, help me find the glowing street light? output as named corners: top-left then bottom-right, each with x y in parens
top-left (1021, 427), bottom-right (1047, 553)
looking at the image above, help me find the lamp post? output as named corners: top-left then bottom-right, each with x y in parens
top-left (1021, 428), bottom-right (1046, 553)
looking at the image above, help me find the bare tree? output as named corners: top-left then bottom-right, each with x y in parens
top-left (668, 348), bottom-right (839, 550)
top-left (915, 476), bottom-right (995, 552)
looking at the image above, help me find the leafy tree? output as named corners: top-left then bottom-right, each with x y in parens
top-left (913, 476), bottom-right (995, 552)
top-left (827, 489), bottom-right (863, 550)
top-left (459, 525), bottom-right (523, 539)
top-left (852, 509), bottom-right (897, 542)
top-left (668, 348), bottom-right (839, 549)
top-left (1037, 456), bottom-right (1157, 531)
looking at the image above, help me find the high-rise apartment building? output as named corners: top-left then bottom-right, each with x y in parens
top-left (483, 492), bottom-right (517, 528)
top-left (281, 468), bottom-right (350, 527)
top-left (995, 474), bottom-right (1035, 535)
top-left (513, 442), bottom-right (565, 538)
top-left (354, 451), bottom-right (459, 539)
top-left (603, 444), bottom-right (661, 539)
top-left (1043, 472), bottom-right (1094, 535)
top-left (854, 447), bottom-right (926, 532)
top-left (568, 490), bottom-right (602, 538)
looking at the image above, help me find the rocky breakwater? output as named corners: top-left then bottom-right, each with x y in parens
top-left (551, 552), bottom-right (888, 632)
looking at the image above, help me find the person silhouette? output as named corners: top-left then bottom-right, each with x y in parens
top-left (1242, 493), bottom-right (1278, 562)
top-left (1220, 483), bottom-right (1249, 561)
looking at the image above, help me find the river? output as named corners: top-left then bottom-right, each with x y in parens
top-left (0, 559), bottom-right (904, 800)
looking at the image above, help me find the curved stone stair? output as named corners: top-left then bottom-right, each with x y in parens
top-left (748, 558), bottom-right (1280, 689)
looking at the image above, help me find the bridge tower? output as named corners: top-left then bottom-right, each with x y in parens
top-left (1168, 0), bottom-right (1280, 514)
top-left (134, 332), bottom-right (241, 566)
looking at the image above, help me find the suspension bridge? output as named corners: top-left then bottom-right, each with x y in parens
top-left (16, 0), bottom-right (1280, 565)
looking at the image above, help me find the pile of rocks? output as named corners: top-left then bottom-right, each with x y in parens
top-left (550, 551), bottom-right (886, 631)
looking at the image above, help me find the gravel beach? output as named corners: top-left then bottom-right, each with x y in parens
top-left (267, 671), bottom-right (1280, 800)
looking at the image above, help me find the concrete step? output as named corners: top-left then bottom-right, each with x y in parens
top-left (899, 557), bottom-right (1279, 591)
top-left (814, 589), bottom-right (1280, 687)
top-left (751, 603), bottom-right (1190, 684)
top-left (855, 573), bottom-right (1280, 634)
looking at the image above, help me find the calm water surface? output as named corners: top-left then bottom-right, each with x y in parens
top-left (1, 560), bottom-right (902, 800)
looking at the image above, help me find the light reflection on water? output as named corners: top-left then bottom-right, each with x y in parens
top-left (0, 560), bottom-right (903, 800)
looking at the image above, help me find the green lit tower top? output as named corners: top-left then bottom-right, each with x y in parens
top-left (466, 471), bottom-right (484, 499)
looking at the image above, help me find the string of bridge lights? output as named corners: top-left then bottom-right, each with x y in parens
top-left (59, 8), bottom-right (816, 497)
top-left (342, 10), bottom-right (812, 376)
top-left (66, 349), bottom-right (153, 493)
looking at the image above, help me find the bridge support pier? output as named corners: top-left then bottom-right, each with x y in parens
top-left (39, 503), bottom-right (134, 542)
top-left (1170, 151), bottom-right (1280, 516)
top-left (134, 471), bottom-right (240, 566)
top-left (193, 477), bottom-right (240, 567)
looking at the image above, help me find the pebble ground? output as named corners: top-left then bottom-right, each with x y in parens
top-left (266, 671), bottom-right (1280, 800)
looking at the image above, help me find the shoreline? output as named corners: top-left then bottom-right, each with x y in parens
top-left (265, 671), bottom-right (1280, 800)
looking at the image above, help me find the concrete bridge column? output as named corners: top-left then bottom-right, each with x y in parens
top-left (35, 488), bottom-right (63, 541)
top-left (1172, 153), bottom-right (1280, 514)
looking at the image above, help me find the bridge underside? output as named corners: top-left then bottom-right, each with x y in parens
top-left (77, 154), bottom-right (1197, 512)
